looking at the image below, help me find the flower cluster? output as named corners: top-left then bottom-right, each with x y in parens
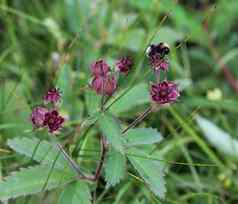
top-left (147, 42), bottom-right (180, 105)
top-left (31, 88), bottom-right (64, 133)
top-left (90, 57), bottom-right (133, 96)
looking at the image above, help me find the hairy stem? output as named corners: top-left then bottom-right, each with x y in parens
top-left (54, 142), bottom-right (86, 178)
top-left (83, 136), bottom-right (107, 181)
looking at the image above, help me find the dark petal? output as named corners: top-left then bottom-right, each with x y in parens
top-left (51, 110), bottom-right (59, 116)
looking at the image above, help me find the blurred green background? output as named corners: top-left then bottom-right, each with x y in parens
top-left (0, 0), bottom-right (238, 203)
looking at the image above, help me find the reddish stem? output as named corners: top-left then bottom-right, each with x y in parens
top-left (203, 10), bottom-right (238, 95)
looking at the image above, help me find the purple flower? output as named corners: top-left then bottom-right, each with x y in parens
top-left (43, 88), bottom-right (61, 104)
top-left (149, 54), bottom-right (169, 72)
top-left (43, 110), bottom-right (64, 133)
top-left (116, 56), bottom-right (134, 75)
top-left (90, 59), bottom-right (110, 77)
top-left (150, 81), bottom-right (180, 104)
top-left (31, 106), bottom-right (48, 128)
top-left (91, 74), bottom-right (117, 96)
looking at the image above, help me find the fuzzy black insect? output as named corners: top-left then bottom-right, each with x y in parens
top-left (146, 42), bottom-right (170, 58)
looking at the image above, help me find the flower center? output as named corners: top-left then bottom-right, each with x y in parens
top-left (159, 89), bottom-right (168, 98)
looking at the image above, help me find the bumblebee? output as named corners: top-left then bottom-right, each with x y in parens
top-left (146, 42), bottom-right (170, 58)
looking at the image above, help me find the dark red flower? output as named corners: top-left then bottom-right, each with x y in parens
top-left (150, 81), bottom-right (180, 104)
top-left (90, 59), bottom-right (110, 77)
top-left (43, 88), bottom-right (61, 104)
top-left (116, 56), bottom-right (134, 75)
top-left (31, 106), bottom-right (48, 128)
top-left (43, 110), bottom-right (64, 133)
top-left (149, 54), bottom-right (169, 72)
top-left (91, 74), bottom-right (117, 96)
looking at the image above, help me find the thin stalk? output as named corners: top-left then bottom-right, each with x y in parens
top-left (82, 136), bottom-right (108, 181)
top-left (54, 143), bottom-right (84, 177)
top-left (122, 107), bottom-right (152, 134)
top-left (93, 137), bottom-right (107, 180)
top-left (101, 78), bottom-right (105, 111)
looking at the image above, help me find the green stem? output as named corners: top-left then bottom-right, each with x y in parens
top-left (169, 107), bottom-right (225, 170)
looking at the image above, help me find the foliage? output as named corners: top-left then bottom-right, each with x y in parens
top-left (0, 0), bottom-right (238, 203)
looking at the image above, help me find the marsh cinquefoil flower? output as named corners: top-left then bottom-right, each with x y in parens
top-left (116, 56), bottom-right (134, 75)
top-left (150, 81), bottom-right (179, 104)
top-left (43, 110), bottom-right (64, 133)
top-left (146, 43), bottom-right (170, 72)
top-left (31, 87), bottom-right (64, 133)
top-left (90, 59), bottom-right (110, 77)
top-left (91, 74), bottom-right (117, 96)
top-left (90, 59), bottom-right (117, 96)
top-left (43, 88), bottom-right (61, 104)
top-left (31, 106), bottom-right (48, 128)
top-left (149, 55), bottom-right (169, 72)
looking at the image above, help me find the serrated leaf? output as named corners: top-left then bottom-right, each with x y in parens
top-left (59, 181), bottom-right (91, 204)
top-left (110, 83), bottom-right (150, 115)
top-left (7, 137), bottom-right (71, 172)
top-left (98, 113), bottom-right (124, 153)
top-left (196, 116), bottom-right (238, 157)
top-left (104, 148), bottom-right (126, 187)
top-left (125, 128), bottom-right (163, 147)
top-left (127, 147), bottom-right (166, 199)
top-left (0, 165), bottom-right (74, 201)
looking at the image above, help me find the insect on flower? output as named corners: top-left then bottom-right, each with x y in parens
top-left (146, 42), bottom-right (170, 59)
top-left (146, 42), bottom-right (170, 72)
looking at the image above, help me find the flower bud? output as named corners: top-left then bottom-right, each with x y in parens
top-left (91, 74), bottom-right (117, 96)
top-left (43, 88), bottom-right (61, 104)
top-left (116, 56), bottom-right (134, 75)
top-left (31, 106), bottom-right (48, 128)
top-left (90, 59), bottom-right (110, 77)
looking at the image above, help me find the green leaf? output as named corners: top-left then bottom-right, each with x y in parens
top-left (85, 90), bottom-right (101, 116)
top-left (128, 0), bottom-right (154, 10)
top-left (127, 147), bottom-right (166, 199)
top-left (212, 0), bottom-right (238, 38)
top-left (125, 128), bottom-right (163, 147)
top-left (104, 148), bottom-right (126, 187)
top-left (152, 26), bottom-right (184, 45)
top-left (0, 165), bottom-right (74, 201)
top-left (98, 113), bottom-right (124, 153)
top-left (196, 116), bottom-right (238, 157)
top-left (110, 83), bottom-right (150, 115)
top-left (183, 97), bottom-right (238, 112)
top-left (159, 1), bottom-right (207, 45)
top-left (108, 29), bottom-right (146, 51)
top-left (7, 137), bottom-right (72, 172)
top-left (59, 181), bottom-right (91, 204)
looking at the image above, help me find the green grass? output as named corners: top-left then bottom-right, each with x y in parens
top-left (1, 0), bottom-right (238, 203)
